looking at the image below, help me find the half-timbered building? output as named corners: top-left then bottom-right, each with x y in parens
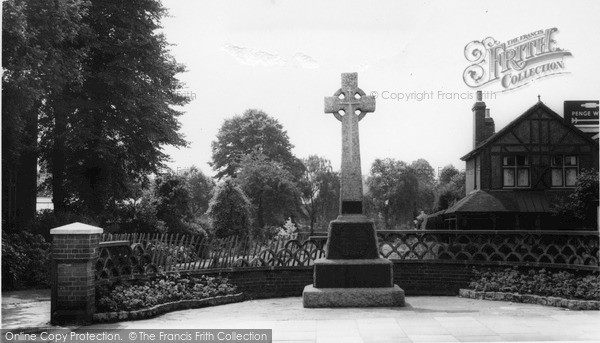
top-left (441, 91), bottom-right (598, 230)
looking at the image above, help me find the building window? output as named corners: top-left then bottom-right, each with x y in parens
top-left (502, 155), bottom-right (530, 188)
top-left (551, 155), bottom-right (578, 187)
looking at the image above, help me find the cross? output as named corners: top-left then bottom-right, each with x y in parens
top-left (324, 73), bottom-right (376, 215)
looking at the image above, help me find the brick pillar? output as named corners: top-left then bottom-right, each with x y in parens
top-left (50, 222), bottom-right (103, 324)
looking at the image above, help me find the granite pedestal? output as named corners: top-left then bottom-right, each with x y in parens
top-left (303, 284), bottom-right (405, 308)
top-left (303, 215), bottom-right (405, 308)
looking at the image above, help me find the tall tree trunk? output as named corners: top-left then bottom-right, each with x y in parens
top-left (2, 166), bottom-right (18, 230)
top-left (309, 199), bottom-right (316, 236)
top-left (15, 106), bottom-right (39, 228)
top-left (51, 98), bottom-right (67, 214)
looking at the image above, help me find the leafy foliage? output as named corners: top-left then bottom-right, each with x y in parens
top-left (44, 0), bottom-right (189, 217)
top-left (210, 109), bottom-right (304, 180)
top-left (112, 171), bottom-right (211, 236)
top-left (555, 169), bottom-right (599, 228)
top-left (206, 178), bottom-right (253, 238)
top-left (438, 164), bottom-right (460, 184)
top-left (184, 167), bottom-right (216, 218)
top-left (299, 155), bottom-right (340, 234)
top-left (2, 0), bottom-right (90, 228)
top-left (1, 231), bottom-right (50, 290)
top-left (2, 0), bottom-right (88, 163)
top-left (274, 218), bottom-right (298, 240)
top-left (411, 159), bottom-right (436, 185)
top-left (236, 153), bottom-right (302, 230)
top-left (25, 209), bottom-right (97, 241)
top-left (410, 159), bottom-right (436, 215)
top-left (366, 158), bottom-right (420, 229)
top-left (154, 173), bottom-right (195, 233)
top-left (469, 267), bottom-right (600, 301)
top-left (2, 0), bottom-right (189, 227)
top-left (96, 273), bottom-right (237, 312)
top-left (434, 165), bottom-right (466, 211)
top-left (114, 187), bottom-right (167, 234)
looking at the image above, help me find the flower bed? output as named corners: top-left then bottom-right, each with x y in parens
top-left (93, 293), bottom-right (246, 323)
top-left (468, 268), bottom-right (599, 300)
top-left (459, 289), bottom-right (599, 310)
top-left (96, 273), bottom-right (239, 313)
top-left (460, 267), bottom-right (600, 310)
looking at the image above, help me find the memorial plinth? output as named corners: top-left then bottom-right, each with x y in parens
top-left (303, 285), bottom-right (405, 308)
top-left (302, 73), bottom-right (404, 308)
top-left (304, 214), bottom-right (404, 307)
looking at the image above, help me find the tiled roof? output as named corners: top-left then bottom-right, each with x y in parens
top-left (461, 101), bottom-right (596, 161)
top-left (444, 189), bottom-right (571, 214)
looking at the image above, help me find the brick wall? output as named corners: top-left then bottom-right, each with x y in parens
top-left (394, 261), bottom-right (476, 295)
top-left (191, 267), bottom-right (314, 299)
top-left (187, 261), bottom-right (597, 299)
top-left (184, 262), bottom-right (494, 298)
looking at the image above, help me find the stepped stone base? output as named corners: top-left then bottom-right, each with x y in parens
top-left (302, 284), bottom-right (405, 308)
top-left (314, 258), bottom-right (393, 288)
top-left (303, 214), bottom-right (405, 308)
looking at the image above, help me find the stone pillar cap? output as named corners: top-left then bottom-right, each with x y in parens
top-left (50, 222), bottom-right (103, 235)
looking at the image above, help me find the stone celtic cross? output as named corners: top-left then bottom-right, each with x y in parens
top-left (324, 73), bottom-right (376, 215)
top-left (304, 72), bottom-right (403, 309)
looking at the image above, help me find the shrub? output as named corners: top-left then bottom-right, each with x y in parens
top-left (95, 273), bottom-right (238, 312)
top-left (26, 209), bottom-right (97, 241)
top-left (207, 178), bottom-right (253, 238)
top-left (110, 175), bottom-right (213, 235)
top-left (1, 231), bottom-right (51, 290)
top-left (554, 169), bottom-right (599, 229)
top-left (274, 218), bottom-right (298, 240)
top-left (148, 241), bottom-right (205, 264)
top-left (469, 267), bottom-right (600, 300)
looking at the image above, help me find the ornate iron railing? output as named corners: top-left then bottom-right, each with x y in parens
top-left (96, 230), bottom-right (599, 282)
top-left (377, 230), bottom-right (599, 269)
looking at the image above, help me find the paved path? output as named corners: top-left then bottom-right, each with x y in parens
top-left (3, 291), bottom-right (599, 342)
top-left (1, 289), bottom-right (51, 329)
top-left (83, 296), bottom-right (600, 343)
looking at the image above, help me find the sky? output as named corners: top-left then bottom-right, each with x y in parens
top-left (159, 0), bottom-right (600, 178)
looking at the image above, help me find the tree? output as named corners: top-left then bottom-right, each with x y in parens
top-left (367, 158), bottom-right (419, 229)
top-left (236, 153), bottom-right (302, 230)
top-left (434, 166), bottom-right (466, 211)
top-left (2, 0), bottom-right (89, 228)
top-left (556, 169), bottom-right (599, 228)
top-left (127, 186), bottom-right (166, 234)
top-left (184, 167), bottom-right (215, 218)
top-left (154, 173), bottom-right (194, 234)
top-left (210, 109), bottom-right (304, 180)
top-left (411, 159), bottom-right (435, 185)
top-left (39, 0), bottom-right (189, 218)
top-left (439, 164), bottom-right (460, 184)
top-left (410, 159), bottom-right (436, 214)
top-left (207, 178), bottom-right (253, 238)
top-left (299, 155), bottom-right (340, 235)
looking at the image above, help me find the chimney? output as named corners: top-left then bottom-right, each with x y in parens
top-left (473, 90), bottom-right (495, 148)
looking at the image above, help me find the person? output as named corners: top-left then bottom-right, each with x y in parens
top-left (415, 210), bottom-right (427, 230)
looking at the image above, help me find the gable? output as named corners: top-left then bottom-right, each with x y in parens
top-left (462, 102), bottom-right (596, 160)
